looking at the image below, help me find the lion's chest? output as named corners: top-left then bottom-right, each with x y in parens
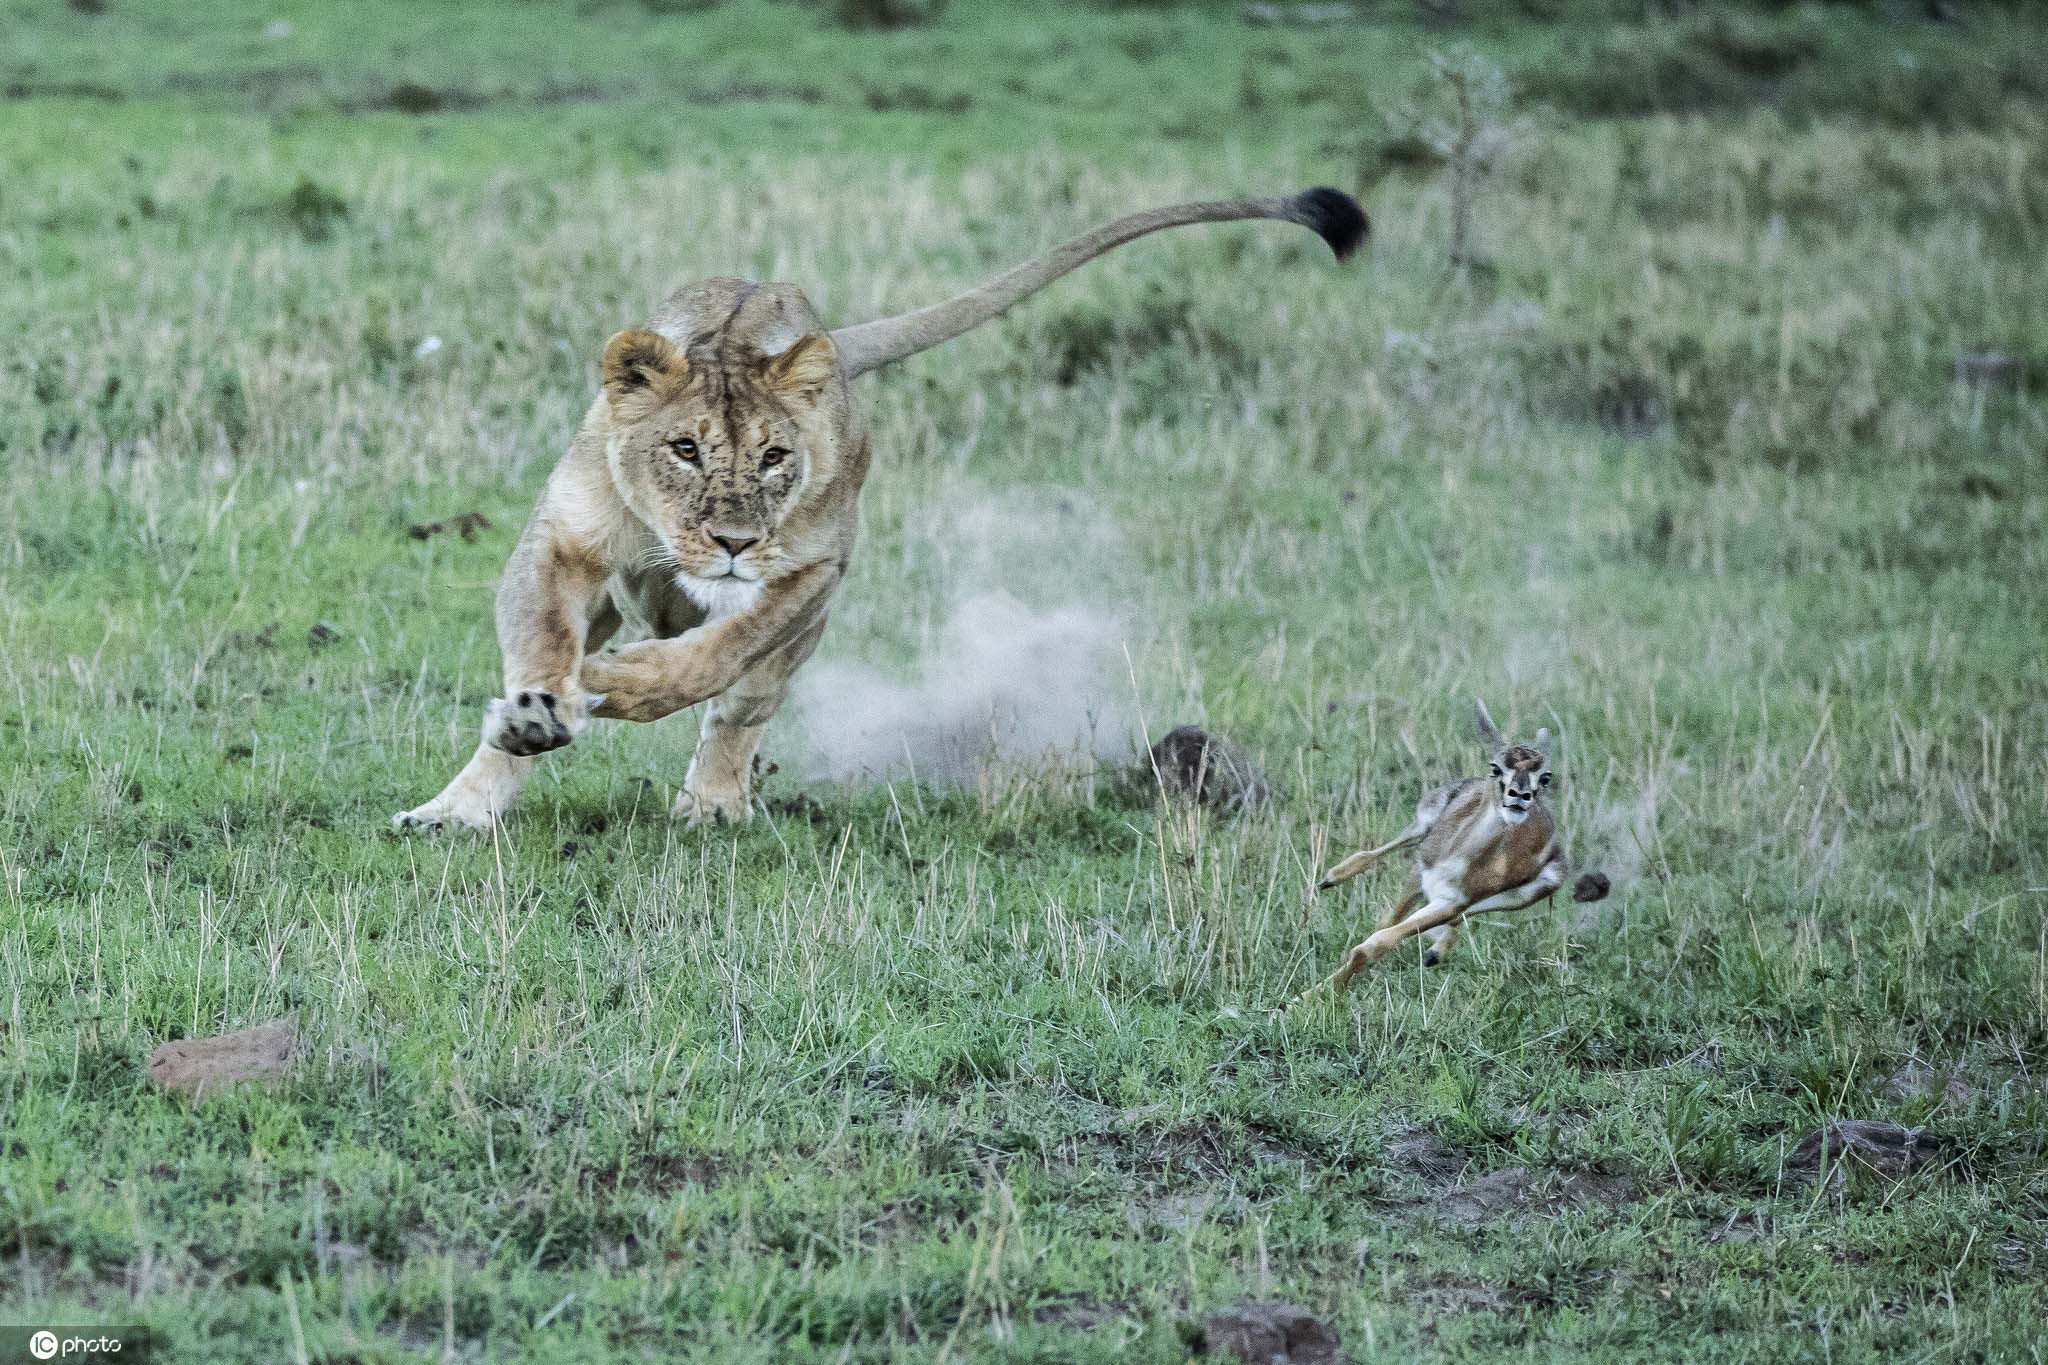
top-left (609, 565), bottom-right (710, 642)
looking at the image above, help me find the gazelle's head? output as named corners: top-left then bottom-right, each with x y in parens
top-left (1474, 698), bottom-right (1552, 826)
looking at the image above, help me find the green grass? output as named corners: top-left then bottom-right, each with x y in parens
top-left (4, 1), bottom-right (2047, 1361)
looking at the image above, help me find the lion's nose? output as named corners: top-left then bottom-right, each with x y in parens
top-left (710, 531), bottom-right (759, 556)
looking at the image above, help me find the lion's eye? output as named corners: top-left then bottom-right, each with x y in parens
top-left (668, 437), bottom-right (699, 463)
top-left (760, 446), bottom-right (789, 469)
top-left (1489, 764), bottom-right (1503, 777)
top-left (1540, 773), bottom-right (1552, 786)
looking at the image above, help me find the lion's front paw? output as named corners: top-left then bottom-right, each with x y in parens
top-left (674, 783), bottom-right (753, 828)
top-left (483, 690), bottom-right (591, 757)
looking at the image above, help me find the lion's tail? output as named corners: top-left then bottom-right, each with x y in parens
top-left (828, 187), bottom-right (1367, 380)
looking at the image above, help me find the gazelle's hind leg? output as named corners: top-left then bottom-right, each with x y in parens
top-left (1460, 858), bottom-right (1568, 919)
top-left (1304, 897), bottom-right (1465, 1000)
top-left (1377, 875), bottom-right (1426, 932)
top-left (1425, 858), bottom-right (1569, 965)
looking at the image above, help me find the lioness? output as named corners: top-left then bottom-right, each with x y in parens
top-left (394, 188), bottom-right (1366, 832)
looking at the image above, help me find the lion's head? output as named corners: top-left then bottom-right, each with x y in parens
top-left (597, 323), bottom-right (840, 611)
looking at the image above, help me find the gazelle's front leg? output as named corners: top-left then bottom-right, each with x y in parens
top-left (1318, 823), bottom-right (1428, 891)
top-left (393, 517), bottom-right (610, 833)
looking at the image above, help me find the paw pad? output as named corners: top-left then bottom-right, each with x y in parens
top-left (485, 691), bottom-right (574, 756)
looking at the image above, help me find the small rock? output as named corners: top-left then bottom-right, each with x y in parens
top-left (1143, 725), bottom-right (1272, 812)
top-left (413, 334), bottom-right (444, 360)
top-left (1789, 1121), bottom-right (1943, 1182)
top-left (1201, 1301), bottom-right (1341, 1365)
top-left (263, 18), bottom-right (293, 40)
top-left (1571, 871), bottom-right (1611, 903)
top-left (147, 1018), bottom-right (297, 1099)
top-left (384, 81), bottom-right (446, 115)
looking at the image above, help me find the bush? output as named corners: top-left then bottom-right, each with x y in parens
top-left (280, 175), bottom-right (348, 242)
top-left (828, 0), bottom-right (945, 29)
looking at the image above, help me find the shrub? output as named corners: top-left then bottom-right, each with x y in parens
top-left (280, 175), bottom-right (348, 242)
top-left (828, 0), bottom-right (945, 30)
top-left (1368, 47), bottom-right (1536, 268)
top-left (1519, 8), bottom-right (2043, 129)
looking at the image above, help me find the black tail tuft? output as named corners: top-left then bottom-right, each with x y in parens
top-left (1294, 186), bottom-right (1369, 260)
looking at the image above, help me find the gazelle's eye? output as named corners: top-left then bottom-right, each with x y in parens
top-left (760, 446), bottom-right (789, 469)
top-left (668, 437), bottom-right (699, 463)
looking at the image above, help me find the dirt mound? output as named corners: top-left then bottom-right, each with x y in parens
top-left (146, 1018), bottom-right (297, 1099)
top-left (1143, 726), bottom-right (1272, 812)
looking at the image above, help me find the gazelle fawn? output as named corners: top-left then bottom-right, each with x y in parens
top-left (1303, 699), bottom-right (1567, 999)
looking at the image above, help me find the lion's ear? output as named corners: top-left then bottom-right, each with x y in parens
top-left (757, 333), bottom-right (837, 400)
top-left (601, 328), bottom-right (687, 402)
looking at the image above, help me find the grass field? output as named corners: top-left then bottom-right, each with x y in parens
top-left (4, 1), bottom-right (2047, 1360)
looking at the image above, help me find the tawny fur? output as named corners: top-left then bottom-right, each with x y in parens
top-left (393, 190), bottom-right (1365, 833)
top-left (1301, 699), bottom-right (1567, 999)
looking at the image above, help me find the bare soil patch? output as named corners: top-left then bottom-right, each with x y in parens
top-left (1201, 1300), bottom-right (1342, 1365)
top-left (1789, 1121), bottom-right (1947, 1183)
top-left (1437, 1165), bottom-right (1638, 1226)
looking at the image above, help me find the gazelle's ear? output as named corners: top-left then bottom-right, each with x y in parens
top-left (1474, 697), bottom-right (1503, 748)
